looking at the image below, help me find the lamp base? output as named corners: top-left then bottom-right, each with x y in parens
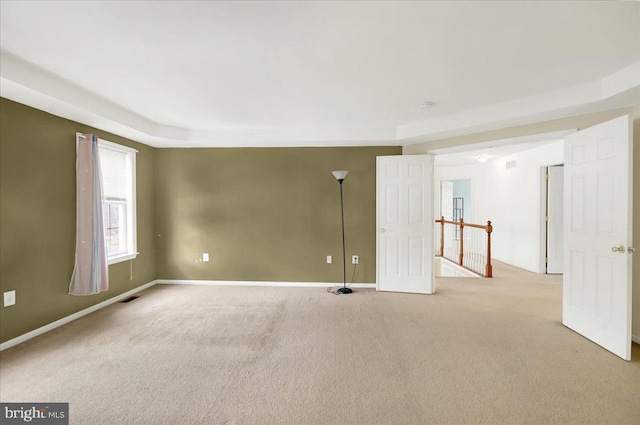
top-left (337, 287), bottom-right (353, 294)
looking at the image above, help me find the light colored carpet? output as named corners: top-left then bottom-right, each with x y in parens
top-left (1, 262), bottom-right (639, 424)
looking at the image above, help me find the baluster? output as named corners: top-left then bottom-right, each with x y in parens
top-left (469, 228), bottom-right (473, 270)
top-left (472, 229), bottom-right (475, 273)
top-left (450, 223), bottom-right (455, 261)
top-left (452, 223), bottom-right (456, 262)
top-left (486, 221), bottom-right (493, 278)
top-left (458, 219), bottom-right (464, 266)
top-left (449, 223), bottom-right (453, 261)
top-left (472, 229), bottom-right (476, 272)
top-left (476, 228), bottom-right (480, 275)
top-left (479, 229), bottom-right (484, 275)
top-left (474, 229), bottom-right (478, 273)
top-left (471, 228), bottom-right (476, 273)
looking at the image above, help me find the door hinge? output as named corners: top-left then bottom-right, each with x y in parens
top-left (545, 174), bottom-right (550, 181)
top-left (545, 257), bottom-right (548, 263)
top-left (545, 216), bottom-right (549, 222)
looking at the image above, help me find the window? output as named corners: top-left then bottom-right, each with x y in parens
top-left (98, 139), bottom-right (137, 264)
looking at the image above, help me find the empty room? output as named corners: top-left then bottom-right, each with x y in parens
top-left (1, 1), bottom-right (639, 424)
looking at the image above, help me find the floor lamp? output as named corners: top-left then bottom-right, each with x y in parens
top-left (332, 170), bottom-right (352, 294)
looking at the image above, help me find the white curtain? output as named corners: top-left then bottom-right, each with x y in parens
top-left (69, 133), bottom-right (109, 295)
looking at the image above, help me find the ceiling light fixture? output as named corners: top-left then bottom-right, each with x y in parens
top-left (477, 155), bottom-right (488, 163)
top-left (420, 101), bottom-right (435, 110)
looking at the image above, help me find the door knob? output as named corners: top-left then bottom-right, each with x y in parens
top-left (611, 245), bottom-right (625, 253)
top-left (380, 228), bottom-right (386, 233)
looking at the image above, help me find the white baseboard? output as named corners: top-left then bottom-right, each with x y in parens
top-left (156, 279), bottom-right (376, 288)
top-left (0, 280), bottom-right (157, 352)
top-left (633, 335), bottom-right (640, 345)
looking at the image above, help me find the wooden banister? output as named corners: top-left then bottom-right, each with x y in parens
top-left (461, 222), bottom-right (490, 230)
top-left (436, 218), bottom-right (491, 231)
top-left (434, 217), bottom-right (493, 278)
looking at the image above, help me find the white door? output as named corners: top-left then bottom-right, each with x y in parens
top-left (547, 165), bottom-right (564, 274)
top-left (563, 115), bottom-right (633, 360)
top-left (440, 180), bottom-right (453, 220)
top-left (377, 155), bottom-right (434, 294)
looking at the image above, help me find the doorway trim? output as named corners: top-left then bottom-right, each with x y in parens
top-left (539, 163), bottom-right (565, 274)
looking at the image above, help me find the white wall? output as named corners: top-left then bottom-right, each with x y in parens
top-left (435, 140), bottom-right (564, 273)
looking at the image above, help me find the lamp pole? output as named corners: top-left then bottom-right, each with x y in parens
top-left (332, 171), bottom-right (352, 294)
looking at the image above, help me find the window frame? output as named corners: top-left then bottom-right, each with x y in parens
top-left (97, 138), bottom-right (138, 265)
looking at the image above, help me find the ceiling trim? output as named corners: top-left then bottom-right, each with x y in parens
top-left (427, 129), bottom-right (577, 156)
top-left (0, 51), bottom-right (189, 142)
top-left (397, 60), bottom-right (640, 144)
top-left (1, 50), bottom-right (638, 148)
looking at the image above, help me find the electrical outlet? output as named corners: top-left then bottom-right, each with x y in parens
top-left (203, 253), bottom-right (209, 262)
top-left (352, 255), bottom-right (359, 264)
top-left (327, 255), bottom-right (332, 264)
top-left (3, 290), bottom-right (16, 307)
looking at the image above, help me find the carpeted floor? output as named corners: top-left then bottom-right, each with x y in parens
top-left (1, 262), bottom-right (639, 424)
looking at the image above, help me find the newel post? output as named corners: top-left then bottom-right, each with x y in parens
top-left (439, 216), bottom-right (445, 257)
top-left (486, 220), bottom-right (493, 277)
top-left (458, 218), bottom-right (464, 266)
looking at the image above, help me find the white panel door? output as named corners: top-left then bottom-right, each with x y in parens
top-left (441, 180), bottom-right (453, 220)
top-left (377, 155), bottom-right (434, 294)
top-left (563, 115), bottom-right (633, 360)
top-left (547, 165), bottom-right (564, 274)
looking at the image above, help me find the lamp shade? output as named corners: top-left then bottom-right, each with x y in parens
top-left (332, 170), bottom-right (349, 181)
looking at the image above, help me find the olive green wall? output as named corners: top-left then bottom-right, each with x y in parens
top-left (0, 97), bottom-right (399, 344)
top-left (404, 106), bottom-right (640, 339)
top-left (0, 98), bottom-right (157, 343)
top-left (155, 147), bottom-right (401, 283)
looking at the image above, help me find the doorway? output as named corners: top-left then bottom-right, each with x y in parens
top-left (545, 165), bottom-right (564, 274)
top-left (440, 179), bottom-right (471, 223)
top-left (423, 118), bottom-right (633, 360)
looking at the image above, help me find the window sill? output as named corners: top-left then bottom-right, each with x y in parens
top-left (108, 252), bottom-right (138, 265)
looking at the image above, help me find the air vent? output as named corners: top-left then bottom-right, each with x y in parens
top-left (506, 160), bottom-right (517, 169)
top-left (120, 296), bottom-right (139, 303)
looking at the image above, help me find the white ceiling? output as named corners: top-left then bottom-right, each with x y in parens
top-left (1, 1), bottom-right (639, 147)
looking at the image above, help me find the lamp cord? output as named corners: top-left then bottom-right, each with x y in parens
top-left (327, 263), bottom-right (358, 295)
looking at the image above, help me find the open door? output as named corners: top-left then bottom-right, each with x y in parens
top-left (563, 115), bottom-right (633, 360)
top-left (377, 155), bottom-right (434, 294)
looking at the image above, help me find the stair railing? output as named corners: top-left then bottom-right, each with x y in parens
top-left (435, 216), bottom-right (493, 277)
